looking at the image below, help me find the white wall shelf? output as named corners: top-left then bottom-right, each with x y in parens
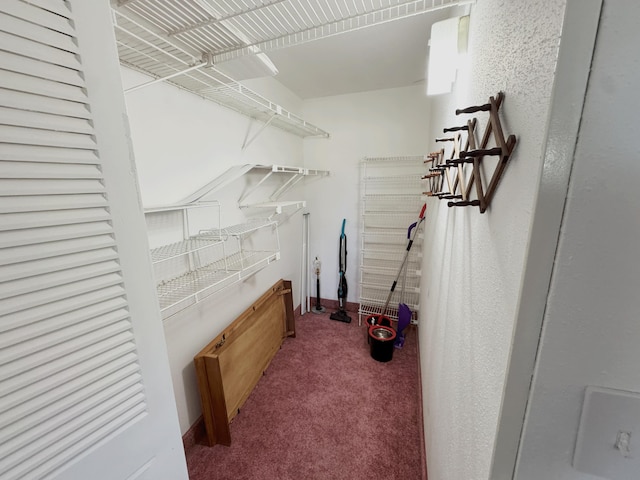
top-left (145, 203), bottom-right (280, 320)
top-left (150, 237), bottom-right (224, 264)
top-left (240, 201), bottom-right (307, 215)
top-left (180, 164), bottom-right (328, 218)
top-left (112, 8), bottom-right (330, 140)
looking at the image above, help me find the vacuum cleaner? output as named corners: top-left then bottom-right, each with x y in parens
top-left (330, 219), bottom-right (351, 323)
top-left (311, 256), bottom-right (325, 314)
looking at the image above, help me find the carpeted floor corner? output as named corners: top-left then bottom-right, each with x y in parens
top-left (185, 310), bottom-right (424, 480)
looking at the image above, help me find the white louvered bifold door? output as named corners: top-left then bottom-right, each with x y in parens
top-left (0, 1), bottom-right (188, 479)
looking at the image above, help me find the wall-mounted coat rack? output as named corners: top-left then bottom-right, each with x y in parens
top-left (424, 92), bottom-right (517, 213)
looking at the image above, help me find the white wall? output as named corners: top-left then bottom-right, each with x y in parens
top-left (419, 1), bottom-right (567, 479)
top-left (303, 85), bottom-right (431, 308)
top-left (121, 67), bottom-right (309, 433)
top-left (516, 1), bottom-right (640, 477)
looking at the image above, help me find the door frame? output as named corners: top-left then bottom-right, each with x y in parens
top-left (489, 1), bottom-right (603, 478)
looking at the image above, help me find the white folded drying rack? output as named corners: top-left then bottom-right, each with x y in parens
top-left (359, 156), bottom-right (427, 326)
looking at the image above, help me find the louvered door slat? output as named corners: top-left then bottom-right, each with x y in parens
top-left (0, 193), bottom-right (107, 214)
top-left (0, 262), bottom-right (121, 303)
top-left (1, 324), bottom-right (133, 385)
top-left (0, 273), bottom-right (124, 317)
top-left (2, 0), bottom-right (74, 36)
top-left (0, 161), bottom-right (102, 179)
top-left (0, 361), bottom-right (139, 432)
top-left (0, 143), bottom-right (98, 164)
top-left (0, 107), bottom-right (93, 134)
top-left (0, 207), bottom-right (110, 230)
top-left (0, 51), bottom-right (84, 87)
top-left (1, 392), bottom-right (146, 479)
top-left (0, 247), bottom-right (118, 283)
top-left (0, 305), bottom-right (129, 354)
top-left (1, 285), bottom-right (126, 333)
top-left (9, 397), bottom-right (147, 480)
top-left (0, 221), bottom-right (113, 248)
top-left (0, 300), bottom-right (128, 349)
top-left (2, 377), bottom-right (144, 460)
top-left (0, 348), bottom-right (138, 416)
top-left (0, 179), bottom-right (104, 197)
top-left (1, 331), bottom-right (135, 397)
top-left (0, 12), bottom-right (78, 53)
top-left (18, 0), bottom-right (70, 19)
top-left (0, 68), bottom-right (86, 103)
top-left (0, 31), bottom-right (79, 70)
top-left (0, 125), bottom-right (96, 149)
top-left (0, 233), bottom-right (114, 265)
top-left (0, 89), bottom-right (90, 120)
top-left (0, 69), bottom-right (86, 103)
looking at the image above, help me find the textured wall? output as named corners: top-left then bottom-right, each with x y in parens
top-left (419, 1), bottom-right (567, 479)
top-left (516, 1), bottom-right (640, 477)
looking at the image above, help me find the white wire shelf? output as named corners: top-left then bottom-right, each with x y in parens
top-left (360, 258), bottom-right (422, 278)
top-left (363, 230), bottom-right (424, 246)
top-left (358, 284), bottom-right (420, 323)
top-left (113, 0), bottom-right (463, 65)
top-left (145, 201), bottom-right (280, 320)
top-left (240, 201), bottom-right (306, 214)
top-left (361, 276), bottom-right (421, 294)
top-left (363, 212), bottom-right (421, 230)
top-left (363, 194), bottom-right (424, 213)
top-left (360, 283), bottom-right (420, 302)
top-left (150, 237), bottom-right (223, 263)
top-left (156, 250), bottom-right (279, 316)
top-left (362, 247), bottom-right (422, 263)
top-left (179, 165), bottom-right (327, 205)
top-left (198, 218), bottom-right (276, 238)
top-left (358, 303), bottom-right (419, 324)
top-left (113, 8), bottom-right (330, 139)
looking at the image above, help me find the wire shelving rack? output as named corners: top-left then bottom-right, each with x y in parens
top-left (359, 155), bottom-right (426, 325)
top-left (145, 202), bottom-right (280, 320)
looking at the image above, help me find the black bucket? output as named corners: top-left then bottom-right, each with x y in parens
top-left (365, 315), bottom-right (391, 344)
top-left (368, 325), bottom-right (396, 362)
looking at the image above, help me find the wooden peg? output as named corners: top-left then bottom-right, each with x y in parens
top-left (448, 200), bottom-right (481, 207)
top-left (456, 103), bottom-right (491, 115)
top-left (441, 194), bottom-right (462, 200)
top-left (435, 137), bottom-right (455, 142)
top-left (443, 125), bottom-right (469, 133)
top-left (461, 147), bottom-right (503, 158)
top-left (446, 158), bottom-right (474, 166)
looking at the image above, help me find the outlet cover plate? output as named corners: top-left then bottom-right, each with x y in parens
top-left (574, 386), bottom-right (640, 479)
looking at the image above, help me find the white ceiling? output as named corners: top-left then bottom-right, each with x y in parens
top-left (266, 8), bottom-right (453, 99)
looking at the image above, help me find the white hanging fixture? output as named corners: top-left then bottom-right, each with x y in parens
top-left (427, 15), bottom-right (470, 96)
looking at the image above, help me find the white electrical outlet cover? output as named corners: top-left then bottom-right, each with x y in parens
top-left (574, 386), bottom-right (640, 479)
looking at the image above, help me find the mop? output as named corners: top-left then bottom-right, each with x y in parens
top-left (376, 203), bottom-right (426, 324)
top-left (330, 219), bottom-right (352, 323)
top-left (395, 253), bottom-right (411, 348)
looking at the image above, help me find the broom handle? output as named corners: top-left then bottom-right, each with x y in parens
top-left (380, 204), bottom-right (426, 318)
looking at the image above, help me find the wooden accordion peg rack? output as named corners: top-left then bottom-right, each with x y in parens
top-left (424, 92), bottom-right (517, 213)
